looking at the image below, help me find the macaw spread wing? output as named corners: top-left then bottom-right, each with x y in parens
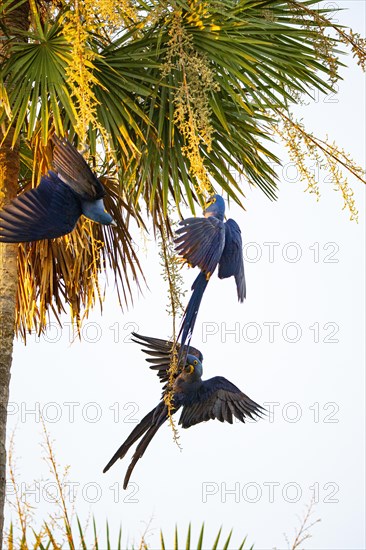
top-left (179, 376), bottom-right (263, 428)
top-left (131, 332), bottom-right (203, 385)
top-left (175, 216), bottom-right (226, 276)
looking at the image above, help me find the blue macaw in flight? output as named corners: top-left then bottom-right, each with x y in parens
top-left (175, 194), bottom-right (245, 354)
top-left (103, 333), bottom-right (263, 488)
top-left (0, 136), bottom-right (115, 243)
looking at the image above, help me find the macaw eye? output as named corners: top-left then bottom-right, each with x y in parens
top-left (193, 359), bottom-right (198, 365)
top-left (205, 197), bottom-right (215, 208)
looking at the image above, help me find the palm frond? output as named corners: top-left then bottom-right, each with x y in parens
top-left (0, 19), bottom-right (76, 145)
top-left (0, 0), bottom-right (27, 18)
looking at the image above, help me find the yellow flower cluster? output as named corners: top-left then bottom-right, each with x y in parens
top-left (274, 111), bottom-right (361, 221)
top-left (62, 2), bottom-right (101, 143)
top-left (83, 0), bottom-right (139, 32)
top-left (163, 13), bottom-right (219, 200)
top-left (184, 0), bottom-right (209, 29)
top-left (275, 115), bottom-right (321, 200)
top-left (61, 0), bottom-right (138, 144)
top-left (339, 29), bottom-right (366, 72)
top-left (326, 143), bottom-right (360, 222)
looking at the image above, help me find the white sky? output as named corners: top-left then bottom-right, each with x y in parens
top-left (5, 2), bottom-right (366, 549)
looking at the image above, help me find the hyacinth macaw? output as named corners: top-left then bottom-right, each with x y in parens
top-left (103, 333), bottom-right (263, 488)
top-left (0, 136), bottom-right (114, 243)
top-left (174, 194), bottom-right (245, 354)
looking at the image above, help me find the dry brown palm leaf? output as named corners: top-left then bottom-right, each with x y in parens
top-left (14, 140), bottom-right (144, 340)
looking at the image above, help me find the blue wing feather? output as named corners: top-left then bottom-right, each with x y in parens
top-left (179, 376), bottom-right (264, 428)
top-left (130, 332), bottom-right (203, 386)
top-left (175, 216), bottom-right (225, 275)
top-left (218, 219), bottom-right (246, 301)
top-left (52, 136), bottom-right (105, 200)
top-left (0, 172), bottom-right (81, 243)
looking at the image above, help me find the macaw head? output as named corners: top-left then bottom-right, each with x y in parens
top-left (182, 354), bottom-right (203, 381)
top-left (81, 198), bottom-right (116, 225)
top-left (203, 194), bottom-right (225, 220)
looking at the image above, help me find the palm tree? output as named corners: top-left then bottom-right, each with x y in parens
top-left (0, 0), bottom-right (365, 545)
top-left (1, 3), bottom-right (31, 545)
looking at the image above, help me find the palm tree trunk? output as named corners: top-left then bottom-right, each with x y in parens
top-left (0, 130), bottom-right (19, 548)
top-left (0, 4), bottom-right (30, 545)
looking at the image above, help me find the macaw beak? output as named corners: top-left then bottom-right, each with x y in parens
top-left (203, 198), bottom-right (217, 217)
top-left (202, 199), bottom-right (211, 214)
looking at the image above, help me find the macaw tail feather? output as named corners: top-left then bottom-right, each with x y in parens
top-left (178, 271), bottom-right (208, 358)
top-left (103, 407), bottom-right (156, 474)
top-left (123, 407), bottom-right (168, 489)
